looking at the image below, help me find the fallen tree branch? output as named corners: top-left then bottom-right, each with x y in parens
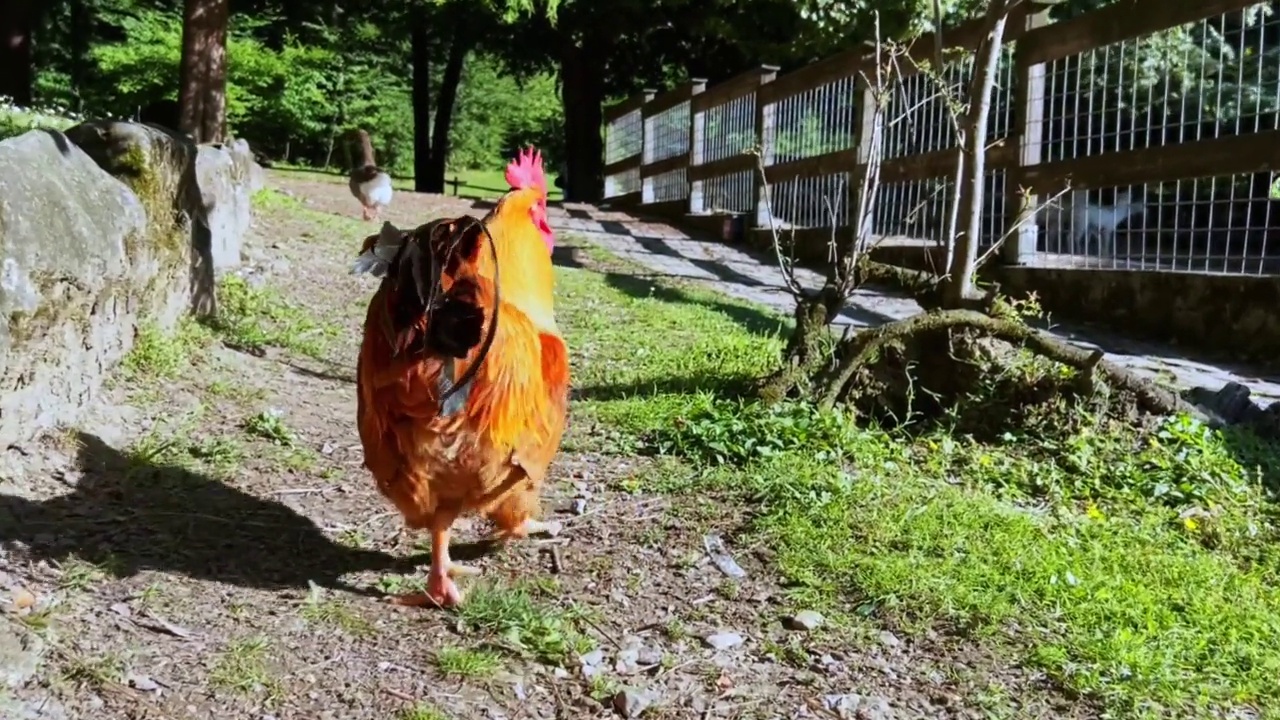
top-left (817, 308), bottom-right (1192, 416)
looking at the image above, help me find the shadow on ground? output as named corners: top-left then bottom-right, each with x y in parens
top-left (0, 432), bottom-right (426, 595)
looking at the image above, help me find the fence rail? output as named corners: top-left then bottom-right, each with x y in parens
top-left (599, 0), bottom-right (1280, 276)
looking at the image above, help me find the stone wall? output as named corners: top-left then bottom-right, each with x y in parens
top-left (993, 266), bottom-right (1280, 371)
top-left (0, 122), bottom-right (261, 450)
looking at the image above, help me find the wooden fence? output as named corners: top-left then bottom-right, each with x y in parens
top-left (600, 0), bottom-right (1280, 275)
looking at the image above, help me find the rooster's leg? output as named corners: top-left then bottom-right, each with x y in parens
top-left (392, 519), bottom-right (472, 608)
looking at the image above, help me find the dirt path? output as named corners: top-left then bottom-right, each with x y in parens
top-left (1, 173), bottom-right (1083, 720)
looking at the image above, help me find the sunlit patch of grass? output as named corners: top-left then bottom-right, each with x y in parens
top-left (121, 317), bottom-right (214, 381)
top-left (432, 646), bottom-right (503, 679)
top-left (561, 237), bottom-right (1280, 718)
top-left (202, 275), bottom-right (341, 358)
top-left (454, 582), bottom-right (592, 664)
top-left (300, 583), bottom-right (373, 637)
top-left (210, 637), bottom-right (279, 698)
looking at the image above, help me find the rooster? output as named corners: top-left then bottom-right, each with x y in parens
top-left (352, 148), bottom-right (569, 607)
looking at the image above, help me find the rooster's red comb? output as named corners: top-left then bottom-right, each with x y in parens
top-left (505, 147), bottom-right (546, 194)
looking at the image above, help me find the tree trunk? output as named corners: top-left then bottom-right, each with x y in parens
top-left (424, 30), bottom-right (470, 194)
top-left (410, 16), bottom-right (432, 193)
top-left (177, 0), bottom-right (230, 144)
top-left (941, 0), bottom-right (1011, 309)
top-left (560, 41), bottom-right (605, 203)
top-left (0, 0), bottom-right (36, 107)
top-left (68, 0), bottom-right (90, 111)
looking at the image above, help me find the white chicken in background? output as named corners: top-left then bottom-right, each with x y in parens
top-left (347, 129), bottom-right (394, 221)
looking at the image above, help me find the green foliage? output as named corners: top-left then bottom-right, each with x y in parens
top-left (650, 397), bottom-right (868, 465)
top-left (0, 98), bottom-right (79, 141)
top-left (34, 4), bottom-right (564, 176)
top-left (450, 54), bottom-right (564, 170)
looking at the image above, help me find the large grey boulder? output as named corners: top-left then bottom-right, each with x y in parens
top-left (0, 130), bottom-right (150, 448)
top-left (64, 120), bottom-right (211, 316)
top-left (0, 121), bottom-right (261, 451)
top-left (196, 138), bottom-right (255, 270)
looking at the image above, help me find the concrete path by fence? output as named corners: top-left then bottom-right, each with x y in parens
top-left (547, 202), bottom-right (1280, 405)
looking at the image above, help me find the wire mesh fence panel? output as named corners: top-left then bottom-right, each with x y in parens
top-left (605, 109), bottom-right (643, 165)
top-left (701, 93), bottom-right (758, 164)
top-left (863, 171), bottom-right (1006, 249)
top-left (767, 77), bottom-right (859, 166)
top-left (604, 108), bottom-right (643, 200)
top-left (604, 167), bottom-right (641, 199)
top-left (694, 170), bottom-right (756, 214)
top-left (1032, 173), bottom-right (1278, 274)
top-left (1041, 3), bottom-right (1280, 162)
top-left (644, 101), bottom-right (692, 165)
top-left (871, 177), bottom-right (953, 245)
top-left (643, 168), bottom-right (690, 204)
top-left (692, 93), bottom-right (758, 213)
top-left (882, 49), bottom-right (1015, 160)
top-left (762, 173), bottom-right (851, 229)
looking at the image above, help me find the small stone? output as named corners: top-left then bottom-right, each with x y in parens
top-left (612, 687), bottom-right (656, 718)
top-left (580, 648), bottom-right (606, 679)
top-left (125, 673), bottom-right (159, 693)
top-left (878, 630), bottom-right (901, 648)
top-left (703, 632), bottom-right (743, 650)
top-left (784, 610), bottom-right (825, 631)
top-left (636, 647), bottom-right (663, 666)
top-left (823, 693), bottom-right (894, 720)
top-left (572, 498), bottom-right (588, 515)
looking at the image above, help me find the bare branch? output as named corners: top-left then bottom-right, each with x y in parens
top-left (752, 149), bottom-right (808, 300)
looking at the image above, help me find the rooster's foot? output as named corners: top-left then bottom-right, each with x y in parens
top-left (389, 572), bottom-right (464, 608)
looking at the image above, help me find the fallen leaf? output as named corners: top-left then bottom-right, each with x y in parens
top-left (11, 588), bottom-right (36, 611)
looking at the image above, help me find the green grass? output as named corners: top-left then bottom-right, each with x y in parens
top-left (0, 101), bottom-right (77, 142)
top-left (210, 637), bottom-right (279, 698)
top-left (122, 317), bottom-right (214, 381)
top-left (549, 248), bottom-right (1280, 719)
top-left (397, 704), bottom-right (450, 720)
top-left (203, 274), bottom-right (341, 358)
top-left (432, 646), bottom-right (503, 678)
top-left (453, 581), bottom-right (591, 664)
top-left (270, 164), bottom-right (563, 201)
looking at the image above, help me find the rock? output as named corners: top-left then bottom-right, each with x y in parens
top-left (1184, 381), bottom-right (1262, 428)
top-left (785, 610), bottom-right (825, 631)
top-left (0, 629), bottom-right (45, 688)
top-left (0, 129), bottom-right (146, 449)
top-left (196, 140), bottom-right (255, 270)
top-left (612, 687), bottom-right (657, 718)
top-left (0, 122), bottom-right (259, 452)
top-left (579, 648), bottom-right (606, 679)
top-left (877, 630), bottom-right (901, 648)
top-left (702, 631), bottom-right (744, 650)
top-left (822, 694), bottom-right (895, 720)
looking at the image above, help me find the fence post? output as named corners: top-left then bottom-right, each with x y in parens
top-left (686, 79), bottom-right (707, 211)
top-left (1002, 5), bottom-right (1052, 265)
top-left (753, 68), bottom-right (780, 228)
top-left (852, 69), bottom-right (884, 243)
